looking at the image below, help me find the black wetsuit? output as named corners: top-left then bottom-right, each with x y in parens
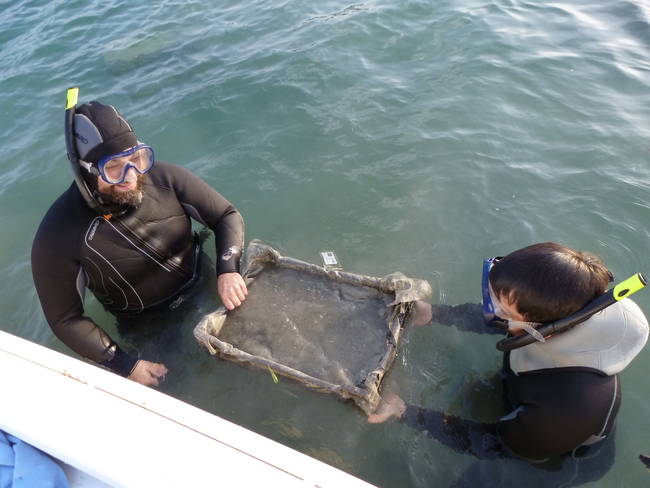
top-left (31, 162), bottom-right (244, 376)
top-left (401, 304), bottom-right (620, 461)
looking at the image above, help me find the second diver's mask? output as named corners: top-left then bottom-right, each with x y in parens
top-left (481, 257), bottom-right (546, 343)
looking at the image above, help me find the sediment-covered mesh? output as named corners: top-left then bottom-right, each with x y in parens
top-left (194, 240), bottom-right (432, 413)
top-left (219, 266), bottom-right (391, 385)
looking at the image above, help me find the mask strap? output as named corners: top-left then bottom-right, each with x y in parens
top-left (79, 159), bottom-right (98, 175)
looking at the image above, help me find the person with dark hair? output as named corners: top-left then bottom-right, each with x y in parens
top-left (32, 92), bottom-right (248, 386)
top-left (369, 243), bottom-right (648, 464)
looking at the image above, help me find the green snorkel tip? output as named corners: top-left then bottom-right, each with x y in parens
top-left (66, 87), bottom-right (79, 110)
top-left (613, 273), bottom-right (647, 300)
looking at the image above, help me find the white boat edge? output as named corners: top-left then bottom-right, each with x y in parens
top-left (0, 330), bottom-right (377, 488)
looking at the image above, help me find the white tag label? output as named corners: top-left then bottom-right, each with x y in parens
top-left (320, 251), bottom-right (339, 266)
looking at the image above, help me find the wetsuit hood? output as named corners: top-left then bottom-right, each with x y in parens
top-left (70, 101), bottom-right (140, 214)
top-left (74, 101), bottom-right (137, 164)
top-left (510, 298), bottom-right (648, 375)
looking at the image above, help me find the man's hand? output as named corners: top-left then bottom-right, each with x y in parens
top-left (413, 301), bottom-right (433, 326)
top-left (128, 360), bottom-right (168, 386)
top-left (218, 272), bottom-right (248, 310)
top-left (368, 393), bottom-right (407, 424)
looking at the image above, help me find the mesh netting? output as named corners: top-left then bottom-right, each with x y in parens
top-left (194, 240), bottom-right (432, 413)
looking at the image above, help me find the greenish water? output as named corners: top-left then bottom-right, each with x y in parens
top-left (1, 0), bottom-right (649, 486)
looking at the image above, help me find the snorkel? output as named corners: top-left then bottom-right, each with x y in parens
top-left (496, 272), bottom-right (647, 351)
top-left (64, 87), bottom-right (106, 214)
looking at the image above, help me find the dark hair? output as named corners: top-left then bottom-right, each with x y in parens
top-left (489, 242), bottom-right (612, 323)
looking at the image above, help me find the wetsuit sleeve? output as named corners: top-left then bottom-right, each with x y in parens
top-left (401, 406), bottom-right (509, 459)
top-left (430, 303), bottom-right (506, 335)
top-left (31, 217), bottom-right (138, 377)
top-left (162, 162), bottom-right (244, 275)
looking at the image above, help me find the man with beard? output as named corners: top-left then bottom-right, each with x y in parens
top-left (31, 94), bottom-right (247, 386)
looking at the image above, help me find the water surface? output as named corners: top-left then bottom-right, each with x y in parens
top-left (1, 0), bottom-right (649, 486)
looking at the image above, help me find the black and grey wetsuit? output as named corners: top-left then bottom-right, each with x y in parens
top-left (399, 302), bottom-right (646, 461)
top-left (401, 355), bottom-right (620, 461)
top-left (32, 162), bottom-right (244, 376)
top-left (497, 357), bottom-right (620, 460)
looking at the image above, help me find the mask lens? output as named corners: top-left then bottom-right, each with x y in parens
top-left (488, 284), bottom-right (505, 318)
top-left (99, 145), bottom-right (154, 184)
top-left (128, 146), bottom-right (154, 172)
top-left (481, 257), bottom-right (498, 322)
top-left (103, 159), bottom-right (127, 182)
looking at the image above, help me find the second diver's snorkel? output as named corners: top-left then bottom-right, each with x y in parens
top-left (64, 87), bottom-right (107, 215)
top-left (496, 272), bottom-right (647, 351)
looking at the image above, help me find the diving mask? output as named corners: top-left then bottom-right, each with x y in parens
top-left (80, 144), bottom-right (155, 184)
top-left (481, 257), bottom-right (546, 343)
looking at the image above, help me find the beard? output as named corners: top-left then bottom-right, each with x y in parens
top-left (98, 175), bottom-right (145, 207)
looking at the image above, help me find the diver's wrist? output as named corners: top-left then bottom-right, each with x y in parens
top-left (101, 345), bottom-right (139, 377)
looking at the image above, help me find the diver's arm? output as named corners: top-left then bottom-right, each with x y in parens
top-left (401, 406), bottom-right (509, 459)
top-left (368, 393), bottom-right (509, 459)
top-left (161, 162), bottom-right (245, 275)
top-left (31, 229), bottom-right (138, 376)
top-left (161, 162), bottom-right (247, 308)
top-left (52, 316), bottom-right (138, 377)
top-left (50, 314), bottom-right (164, 385)
top-left (429, 303), bottom-right (505, 335)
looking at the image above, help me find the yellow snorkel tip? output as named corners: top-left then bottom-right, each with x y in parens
top-left (65, 87), bottom-right (79, 110)
top-left (613, 273), bottom-right (647, 301)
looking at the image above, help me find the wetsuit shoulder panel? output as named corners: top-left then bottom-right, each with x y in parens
top-left (150, 162), bottom-right (244, 274)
